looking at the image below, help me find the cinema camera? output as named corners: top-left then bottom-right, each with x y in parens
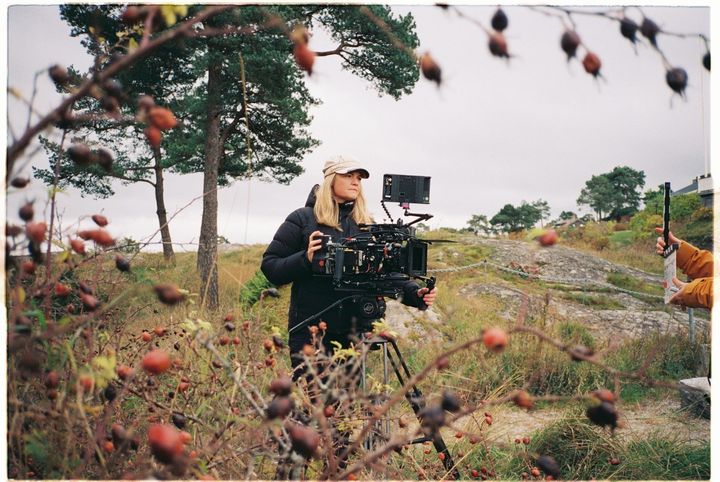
top-left (309, 174), bottom-right (436, 323)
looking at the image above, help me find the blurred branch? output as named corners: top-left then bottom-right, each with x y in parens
top-left (6, 5), bottom-right (233, 177)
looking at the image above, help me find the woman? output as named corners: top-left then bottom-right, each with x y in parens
top-left (261, 156), bottom-right (437, 377)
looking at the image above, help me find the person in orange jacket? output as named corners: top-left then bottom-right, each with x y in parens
top-left (655, 227), bottom-right (713, 309)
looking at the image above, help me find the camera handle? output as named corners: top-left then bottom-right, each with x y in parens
top-left (380, 200), bottom-right (434, 228)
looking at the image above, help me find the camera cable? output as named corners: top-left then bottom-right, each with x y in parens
top-left (287, 294), bottom-right (365, 336)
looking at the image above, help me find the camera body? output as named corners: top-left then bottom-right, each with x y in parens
top-left (312, 222), bottom-right (430, 297)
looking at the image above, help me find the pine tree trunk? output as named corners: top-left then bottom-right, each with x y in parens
top-left (197, 55), bottom-right (221, 310)
top-left (153, 148), bottom-right (175, 263)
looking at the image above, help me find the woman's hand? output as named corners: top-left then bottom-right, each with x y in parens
top-left (417, 287), bottom-right (437, 308)
top-left (654, 227), bottom-right (681, 255)
top-left (307, 230), bottom-right (324, 263)
top-left (668, 276), bottom-right (687, 304)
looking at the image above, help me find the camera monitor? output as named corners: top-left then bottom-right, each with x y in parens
top-left (382, 174), bottom-right (430, 205)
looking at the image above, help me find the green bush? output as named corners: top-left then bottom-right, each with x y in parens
top-left (582, 222), bottom-right (614, 250)
top-left (238, 270), bottom-right (273, 306)
top-left (629, 212), bottom-right (663, 237)
top-left (677, 218), bottom-right (713, 251)
top-left (670, 193), bottom-right (701, 221)
top-left (691, 206), bottom-right (713, 222)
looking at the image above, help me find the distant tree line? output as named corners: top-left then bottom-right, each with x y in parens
top-left (467, 165), bottom-right (648, 234)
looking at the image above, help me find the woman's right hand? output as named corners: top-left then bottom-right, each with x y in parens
top-left (654, 227), bottom-right (681, 255)
top-left (307, 230), bottom-right (324, 263)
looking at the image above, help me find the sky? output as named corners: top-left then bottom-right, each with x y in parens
top-left (4, 3), bottom-right (713, 251)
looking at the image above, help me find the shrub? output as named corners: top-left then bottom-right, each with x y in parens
top-left (670, 193), bottom-right (701, 221)
top-left (238, 269), bottom-right (273, 306)
top-left (117, 236), bottom-right (141, 254)
top-left (629, 212), bottom-right (663, 237)
top-left (690, 206), bottom-right (713, 222)
top-left (613, 222), bottom-right (629, 231)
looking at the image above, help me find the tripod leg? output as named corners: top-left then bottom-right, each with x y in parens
top-left (386, 341), bottom-right (461, 480)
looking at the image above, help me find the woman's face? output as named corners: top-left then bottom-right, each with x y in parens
top-left (332, 171), bottom-right (363, 203)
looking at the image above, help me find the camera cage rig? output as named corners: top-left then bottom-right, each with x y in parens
top-left (311, 173), bottom-right (437, 298)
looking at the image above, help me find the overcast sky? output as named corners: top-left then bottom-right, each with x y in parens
top-left (4, 4), bottom-right (713, 250)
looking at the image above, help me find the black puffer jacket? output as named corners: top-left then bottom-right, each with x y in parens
top-left (261, 187), bottom-right (425, 348)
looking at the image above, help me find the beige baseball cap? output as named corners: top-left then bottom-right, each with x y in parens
top-left (322, 156), bottom-right (370, 179)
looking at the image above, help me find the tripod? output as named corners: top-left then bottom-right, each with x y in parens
top-left (358, 333), bottom-right (460, 480)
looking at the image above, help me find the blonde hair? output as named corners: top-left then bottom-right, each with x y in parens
top-left (314, 174), bottom-right (373, 230)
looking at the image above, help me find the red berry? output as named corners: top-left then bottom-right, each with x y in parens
top-left (21, 260), bottom-right (36, 274)
top-left (420, 52), bottom-right (441, 85)
top-left (145, 126), bottom-right (162, 148)
top-left (293, 43), bottom-right (315, 75)
top-left (153, 284), bottom-right (186, 305)
top-left (482, 327), bottom-right (508, 353)
top-left (287, 422), bottom-right (320, 458)
top-left (141, 332), bottom-right (153, 342)
top-left (148, 107), bottom-right (177, 131)
top-left (70, 238), bottom-right (86, 255)
top-left (91, 214), bottom-right (109, 227)
top-left (269, 376), bottom-right (293, 397)
top-left (78, 374), bottom-right (94, 392)
top-left (26, 222), bottom-right (47, 243)
top-left (54, 283), bottom-right (71, 297)
top-left (48, 64), bottom-right (70, 85)
top-left (537, 229), bottom-right (558, 247)
top-left (45, 370), bottom-right (60, 389)
top-left (591, 389), bottom-right (615, 404)
top-left (513, 390), bottom-right (534, 409)
top-left (117, 365), bottom-right (134, 380)
top-left (488, 32), bottom-right (509, 58)
top-left (582, 52), bottom-right (602, 77)
top-left (148, 424), bottom-right (184, 464)
top-left (80, 293), bottom-right (100, 311)
top-left (142, 349), bottom-right (171, 375)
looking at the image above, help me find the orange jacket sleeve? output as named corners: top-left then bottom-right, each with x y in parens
top-left (671, 277), bottom-right (713, 309)
top-left (676, 241), bottom-right (713, 279)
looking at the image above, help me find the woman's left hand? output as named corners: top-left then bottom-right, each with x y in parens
top-left (417, 287), bottom-right (437, 308)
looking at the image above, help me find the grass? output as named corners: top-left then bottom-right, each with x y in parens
top-left (565, 237), bottom-right (664, 275)
top-left (609, 229), bottom-right (636, 247)
top-left (520, 414), bottom-right (710, 480)
top-left (558, 291), bottom-right (625, 309)
top-left (606, 271), bottom-right (664, 301)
